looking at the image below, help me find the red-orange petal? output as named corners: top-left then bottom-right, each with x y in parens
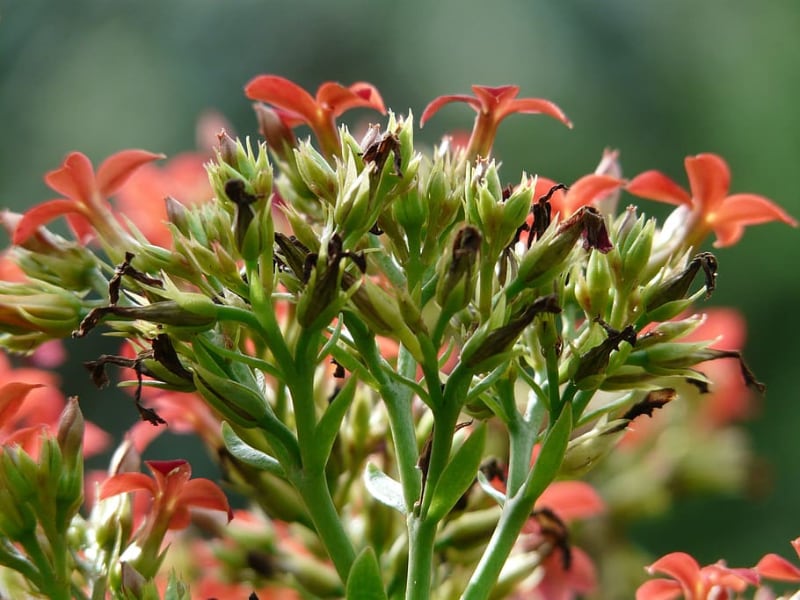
top-left (646, 552), bottom-right (700, 596)
top-left (44, 152), bottom-right (95, 202)
top-left (317, 81), bottom-right (386, 118)
top-left (560, 174), bottom-right (625, 216)
top-left (471, 85), bottom-right (520, 109)
top-left (96, 149), bottom-right (164, 198)
top-left (12, 199), bottom-right (83, 245)
top-left (627, 171), bottom-right (692, 206)
top-left (244, 75), bottom-right (321, 128)
top-left (535, 480), bottom-right (606, 521)
top-left (180, 477), bottom-right (233, 522)
top-left (685, 153), bottom-right (730, 214)
top-left (0, 382), bottom-right (44, 426)
top-left (420, 94), bottom-right (482, 127)
top-left (714, 193), bottom-right (798, 228)
top-left (501, 97), bottom-right (573, 128)
top-left (755, 553), bottom-right (800, 582)
top-left (98, 472), bottom-right (157, 499)
top-left (635, 579), bottom-right (683, 600)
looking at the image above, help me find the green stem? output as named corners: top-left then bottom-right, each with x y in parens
top-left (293, 469), bottom-right (356, 583)
top-left (460, 490), bottom-right (537, 600)
top-left (405, 515), bottom-right (437, 600)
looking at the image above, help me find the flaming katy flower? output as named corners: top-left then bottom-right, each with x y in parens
top-left (13, 149), bottom-right (163, 247)
top-left (245, 75), bottom-right (386, 158)
top-left (420, 84), bottom-right (572, 159)
top-left (627, 153), bottom-right (797, 249)
top-left (99, 459), bottom-right (232, 530)
top-left (637, 552), bottom-right (759, 600)
top-left (755, 538), bottom-right (800, 583)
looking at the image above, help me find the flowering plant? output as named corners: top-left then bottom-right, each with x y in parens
top-left (0, 74), bottom-right (797, 599)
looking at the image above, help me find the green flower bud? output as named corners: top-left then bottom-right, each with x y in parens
top-left (560, 418), bottom-right (628, 477)
top-left (73, 299), bottom-right (217, 339)
top-left (436, 226), bottom-right (481, 316)
top-left (575, 250), bottom-right (612, 319)
top-left (572, 322), bottom-right (637, 390)
top-left (0, 280), bottom-right (84, 344)
top-left (193, 364), bottom-right (268, 428)
top-left (621, 217), bottom-right (656, 287)
top-left (294, 140), bottom-right (338, 204)
top-left (57, 397), bottom-right (84, 470)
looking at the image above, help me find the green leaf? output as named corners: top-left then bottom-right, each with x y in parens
top-left (524, 404), bottom-right (572, 502)
top-left (163, 571), bottom-right (191, 600)
top-left (364, 462), bottom-right (406, 514)
top-left (313, 376), bottom-right (357, 468)
top-left (221, 422), bottom-right (285, 477)
top-left (427, 423), bottom-right (487, 521)
top-left (346, 547), bottom-right (388, 600)
top-left (476, 470), bottom-right (506, 506)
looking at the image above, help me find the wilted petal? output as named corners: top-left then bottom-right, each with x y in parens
top-left (96, 149), bottom-right (164, 197)
top-left (44, 152), bottom-right (95, 201)
top-left (12, 199), bottom-right (84, 245)
top-left (627, 171), bottom-right (692, 206)
top-left (685, 154), bottom-right (731, 214)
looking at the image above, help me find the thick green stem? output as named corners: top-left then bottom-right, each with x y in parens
top-left (460, 491), bottom-right (537, 600)
top-left (405, 516), bottom-right (437, 600)
top-left (294, 470), bottom-right (356, 583)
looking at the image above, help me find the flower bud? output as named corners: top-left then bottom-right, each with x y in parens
top-left (57, 397), bottom-right (84, 468)
top-left (643, 252), bottom-right (717, 321)
top-left (462, 295), bottom-right (561, 370)
top-left (436, 226), bottom-right (481, 316)
top-left (254, 103), bottom-right (297, 161)
top-left (193, 364), bottom-right (268, 428)
top-left (516, 207), bottom-right (612, 291)
top-left (560, 418), bottom-right (628, 477)
top-left (0, 280), bottom-right (84, 345)
top-left (621, 217), bottom-right (655, 287)
top-left (294, 140), bottom-right (338, 204)
top-left (572, 322), bottom-right (637, 390)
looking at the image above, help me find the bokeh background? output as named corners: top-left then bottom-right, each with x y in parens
top-left (2, 0), bottom-right (799, 585)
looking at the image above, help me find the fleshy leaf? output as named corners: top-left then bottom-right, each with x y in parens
top-left (364, 462), bottom-right (406, 514)
top-left (346, 547), bottom-right (388, 600)
top-left (428, 424), bottom-right (487, 521)
top-left (221, 422), bottom-right (285, 477)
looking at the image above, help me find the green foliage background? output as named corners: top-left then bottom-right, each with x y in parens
top-left (2, 0), bottom-right (798, 572)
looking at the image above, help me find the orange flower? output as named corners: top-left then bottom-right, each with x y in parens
top-left (420, 84), bottom-right (572, 159)
top-left (13, 149), bottom-right (163, 246)
top-left (627, 153), bottom-right (797, 248)
top-left (99, 459), bottom-right (232, 531)
top-left (637, 552), bottom-right (759, 600)
top-left (245, 75), bottom-right (386, 158)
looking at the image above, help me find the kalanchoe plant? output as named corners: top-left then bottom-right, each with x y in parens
top-left (0, 74), bottom-right (797, 600)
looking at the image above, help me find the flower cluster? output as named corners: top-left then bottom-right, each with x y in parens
top-left (0, 74), bottom-right (796, 599)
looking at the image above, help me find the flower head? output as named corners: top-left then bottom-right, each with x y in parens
top-left (627, 153), bottom-right (797, 248)
top-left (420, 84), bottom-right (572, 159)
top-left (637, 552), bottom-right (759, 600)
top-left (245, 75), bottom-right (386, 158)
top-left (99, 458), bottom-right (232, 531)
top-left (13, 149), bottom-right (164, 247)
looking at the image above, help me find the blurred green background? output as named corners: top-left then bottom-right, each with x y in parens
top-left (2, 0), bottom-right (798, 577)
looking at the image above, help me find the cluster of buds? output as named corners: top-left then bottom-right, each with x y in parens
top-left (0, 74), bottom-right (796, 600)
